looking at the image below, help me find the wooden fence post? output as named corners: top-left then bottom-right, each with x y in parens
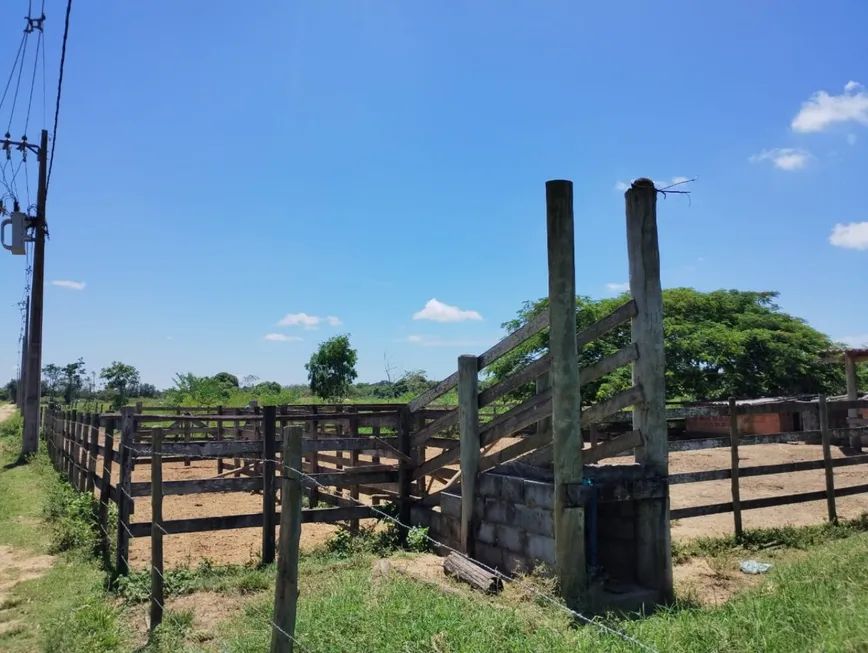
top-left (216, 405), bottom-right (224, 475)
top-left (270, 426), bottom-right (303, 653)
top-left (86, 413), bottom-right (99, 493)
top-left (62, 410), bottom-right (69, 478)
top-left (397, 406), bottom-right (414, 544)
top-left (150, 428), bottom-right (164, 633)
top-left (728, 398), bottom-right (743, 539)
top-left (183, 413), bottom-right (192, 467)
top-left (546, 179), bottom-right (585, 604)
top-left (845, 354), bottom-right (862, 452)
top-left (116, 407), bottom-right (136, 576)
top-left (71, 409), bottom-right (81, 486)
top-left (625, 178), bottom-right (672, 600)
top-left (308, 405), bottom-right (319, 507)
top-left (78, 413), bottom-right (92, 492)
top-left (819, 395), bottom-right (837, 522)
top-left (99, 418), bottom-right (116, 568)
top-left (348, 406), bottom-right (360, 533)
top-left (457, 354), bottom-right (480, 557)
top-left (262, 405), bottom-right (277, 565)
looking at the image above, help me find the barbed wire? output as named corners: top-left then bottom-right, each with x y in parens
top-left (45, 417), bottom-right (660, 652)
top-left (44, 433), bottom-right (318, 652)
top-left (101, 439), bottom-right (659, 653)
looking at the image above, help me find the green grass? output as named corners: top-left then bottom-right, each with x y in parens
top-left (672, 514), bottom-right (868, 562)
top-left (0, 409), bottom-right (126, 653)
top-left (210, 533), bottom-right (868, 653)
top-left (5, 408), bottom-right (868, 651)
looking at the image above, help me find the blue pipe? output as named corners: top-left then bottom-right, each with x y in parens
top-left (583, 478), bottom-right (598, 573)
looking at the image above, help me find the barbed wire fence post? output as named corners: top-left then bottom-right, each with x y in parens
top-left (271, 425), bottom-right (303, 653)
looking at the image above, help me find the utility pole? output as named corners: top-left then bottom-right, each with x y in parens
top-left (21, 129), bottom-right (49, 455)
top-left (18, 296), bottom-right (29, 411)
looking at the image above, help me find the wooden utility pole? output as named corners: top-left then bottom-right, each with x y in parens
top-left (22, 129), bottom-right (49, 454)
top-left (545, 179), bottom-right (585, 605)
top-left (18, 296), bottom-right (29, 411)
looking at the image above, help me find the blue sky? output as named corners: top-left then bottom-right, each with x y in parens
top-left (1, 0), bottom-right (867, 389)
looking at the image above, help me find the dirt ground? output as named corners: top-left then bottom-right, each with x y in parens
top-left (0, 545), bottom-right (53, 636)
top-left (117, 436), bottom-right (868, 570)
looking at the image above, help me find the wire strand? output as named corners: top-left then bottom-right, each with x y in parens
top-left (47, 0), bottom-right (72, 193)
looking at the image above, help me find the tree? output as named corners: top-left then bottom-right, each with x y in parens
top-left (100, 362), bottom-right (141, 410)
top-left (241, 374), bottom-right (260, 389)
top-left (306, 334), bottom-right (358, 401)
top-left (61, 358), bottom-right (87, 404)
top-left (489, 289), bottom-right (859, 404)
top-left (213, 372), bottom-right (239, 390)
top-left (42, 363), bottom-right (62, 398)
top-left (138, 383), bottom-right (158, 398)
top-left (254, 381), bottom-right (282, 395)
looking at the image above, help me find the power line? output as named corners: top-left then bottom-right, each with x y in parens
top-left (47, 0), bottom-right (72, 194)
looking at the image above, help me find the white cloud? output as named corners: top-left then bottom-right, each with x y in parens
top-left (412, 298), bottom-right (482, 323)
top-left (605, 282), bottom-right (630, 293)
top-left (614, 181), bottom-right (629, 191)
top-left (406, 335), bottom-right (490, 347)
top-left (792, 81), bottom-right (868, 133)
top-left (829, 221), bottom-right (868, 250)
top-left (278, 312), bottom-right (320, 328)
top-left (52, 280), bottom-right (86, 290)
top-left (277, 312), bottom-right (341, 329)
top-left (749, 148), bottom-right (811, 170)
top-left (847, 133), bottom-right (858, 146)
top-left (837, 334), bottom-right (868, 348)
top-left (263, 333), bottom-right (302, 342)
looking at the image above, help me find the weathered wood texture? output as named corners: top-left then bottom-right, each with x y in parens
top-left (626, 177), bottom-right (672, 600)
top-left (150, 428), bottom-right (164, 632)
top-left (546, 179), bottom-right (586, 605)
top-left (458, 355), bottom-right (480, 556)
top-left (819, 395), bottom-right (837, 522)
top-left (271, 426), bottom-right (303, 653)
top-left (729, 398), bottom-right (743, 538)
top-left (443, 552), bottom-right (503, 594)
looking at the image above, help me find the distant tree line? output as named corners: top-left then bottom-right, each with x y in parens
top-left (3, 288), bottom-right (859, 410)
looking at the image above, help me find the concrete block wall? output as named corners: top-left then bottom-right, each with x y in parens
top-left (412, 467), bottom-right (657, 587)
top-left (412, 472), bottom-right (556, 575)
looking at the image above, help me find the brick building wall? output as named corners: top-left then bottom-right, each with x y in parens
top-left (685, 412), bottom-right (792, 435)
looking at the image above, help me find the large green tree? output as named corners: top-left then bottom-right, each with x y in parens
top-left (489, 288), bottom-right (860, 404)
top-left (306, 334), bottom-right (359, 401)
top-left (61, 358), bottom-right (87, 404)
top-left (100, 361), bottom-right (141, 410)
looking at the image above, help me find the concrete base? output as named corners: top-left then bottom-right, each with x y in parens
top-left (590, 582), bottom-right (661, 616)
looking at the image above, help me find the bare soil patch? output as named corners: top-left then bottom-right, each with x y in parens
top-left (0, 545), bottom-right (53, 636)
top-left (119, 435), bottom-right (868, 568)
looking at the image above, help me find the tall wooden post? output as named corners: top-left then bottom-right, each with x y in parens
top-left (845, 353), bottom-right (862, 451)
top-left (457, 354), bottom-right (480, 557)
top-left (625, 178), bottom-right (672, 600)
top-left (545, 179), bottom-right (585, 604)
top-left (271, 426), bottom-right (303, 653)
top-left (262, 406), bottom-right (278, 565)
top-left (150, 428), bottom-right (164, 632)
top-left (116, 407), bottom-right (136, 576)
top-left (819, 395), bottom-right (837, 522)
top-left (728, 398), bottom-right (743, 539)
